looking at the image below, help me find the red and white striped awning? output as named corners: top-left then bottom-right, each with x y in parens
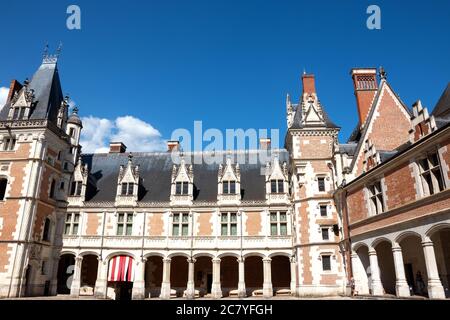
top-left (108, 256), bottom-right (134, 282)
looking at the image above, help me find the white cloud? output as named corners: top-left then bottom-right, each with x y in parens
top-left (0, 87), bottom-right (9, 110)
top-left (79, 115), bottom-right (166, 153)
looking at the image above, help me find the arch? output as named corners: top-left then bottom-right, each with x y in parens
top-left (243, 252), bottom-right (265, 259)
top-left (395, 230), bottom-right (423, 244)
top-left (371, 237), bottom-right (392, 249)
top-left (193, 252), bottom-right (215, 259)
top-left (105, 251), bottom-right (137, 262)
top-left (425, 223), bottom-right (450, 238)
top-left (217, 252), bottom-right (240, 259)
top-left (79, 251), bottom-right (100, 258)
top-left (143, 252), bottom-right (165, 259)
top-left (167, 251), bottom-right (190, 259)
top-left (352, 242), bottom-right (369, 252)
top-left (268, 252), bottom-right (292, 259)
top-left (60, 250), bottom-right (77, 257)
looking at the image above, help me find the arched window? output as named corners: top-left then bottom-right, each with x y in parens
top-left (42, 217), bottom-right (51, 242)
top-left (49, 179), bottom-right (56, 199)
top-left (0, 178), bottom-right (7, 200)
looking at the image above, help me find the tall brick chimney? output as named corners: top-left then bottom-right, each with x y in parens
top-left (302, 73), bottom-right (316, 95)
top-left (259, 138), bottom-right (271, 150)
top-left (7, 80), bottom-right (23, 103)
top-left (351, 68), bottom-right (378, 127)
top-left (167, 140), bottom-right (180, 152)
top-left (109, 142), bottom-right (127, 153)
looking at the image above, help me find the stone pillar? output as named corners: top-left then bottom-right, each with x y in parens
top-left (422, 238), bottom-right (445, 299)
top-left (94, 257), bottom-right (108, 298)
top-left (159, 258), bottom-right (172, 299)
top-left (262, 257), bottom-right (273, 298)
top-left (132, 258), bottom-right (147, 300)
top-left (185, 258), bottom-right (196, 299)
top-left (211, 258), bottom-right (222, 298)
top-left (368, 249), bottom-right (384, 296)
top-left (70, 256), bottom-right (83, 297)
top-left (237, 257), bottom-right (246, 298)
top-left (290, 256), bottom-right (297, 296)
top-left (49, 256), bottom-right (60, 296)
top-left (391, 244), bottom-right (410, 297)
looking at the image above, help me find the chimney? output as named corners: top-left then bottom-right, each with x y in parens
top-left (302, 73), bottom-right (316, 95)
top-left (351, 68), bottom-right (378, 127)
top-left (7, 80), bottom-right (23, 103)
top-left (109, 142), bottom-right (127, 153)
top-left (259, 138), bottom-right (271, 150)
top-left (167, 140), bottom-right (180, 152)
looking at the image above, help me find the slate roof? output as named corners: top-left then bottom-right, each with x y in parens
top-left (432, 83), bottom-right (450, 118)
top-left (338, 143), bottom-right (358, 156)
top-left (81, 149), bottom-right (289, 203)
top-left (0, 59), bottom-right (64, 123)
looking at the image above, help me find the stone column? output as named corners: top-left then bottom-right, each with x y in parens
top-left (391, 244), bottom-right (410, 297)
top-left (49, 256), bottom-right (60, 296)
top-left (94, 257), bottom-right (108, 298)
top-left (132, 258), bottom-right (147, 300)
top-left (70, 256), bottom-right (83, 297)
top-left (422, 238), bottom-right (445, 299)
top-left (290, 256), bottom-right (297, 296)
top-left (237, 257), bottom-right (246, 298)
top-left (368, 249), bottom-right (384, 296)
top-left (159, 258), bottom-right (172, 299)
top-left (211, 258), bottom-right (222, 298)
top-left (262, 257), bottom-right (273, 298)
top-left (185, 258), bottom-right (196, 299)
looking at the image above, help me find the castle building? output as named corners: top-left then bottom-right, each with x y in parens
top-left (0, 54), bottom-right (448, 299)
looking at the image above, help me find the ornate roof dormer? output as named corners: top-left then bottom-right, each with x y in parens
top-left (170, 157), bottom-right (194, 206)
top-left (68, 157), bottom-right (89, 206)
top-left (265, 155), bottom-right (289, 204)
top-left (7, 79), bottom-right (35, 121)
top-left (116, 153), bottom-right (140, 207)
top-left (217, 156), bottom-right (241, 205)
top-left (363, 139), bottom-right (381, 172)
top-left (409, 100), bottom-right (437, 143)
top-left (57, 96), bottom-right (69, 129)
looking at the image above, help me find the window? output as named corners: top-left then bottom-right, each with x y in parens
top-left (172, 213), bottom-right (189, 236)
top-left (321, 227), bottom-right (329, 240)
top-left (59, 181), bottom-right (65, 190)
top-left (322, 255), bottom-right (331, 271)
top-left (70, 181), bottom-right (82, 196)
top-left (418, 152), bottom-right (445, 196)
top-left (64, 162), bottom-right (68, 171)
top-left (117, 213), bottom-right (133, 236)
top-left (121, 182), bottom-right (134, 196)
top-left (69, 128), bottom-right (75, 137)
top-left (12, 107), bottom-right (26, 120)
top-left (64, 213), bottom-right (80, 235)
top-left (221, 212), bottom-right (237, 236)
top-left (320, 205), bottom-right (327, 217)
top-left (42, 218), bottom-right (51, 242)
top-left (3, 137), bottom-right (16, 151)
top-left (175, 181), bottom-right (189, 195)
top-left (270, 179), bottom-right (284, 193)
top-left (270, 211), bottom-right (287, 236)
top-left (222, 180), bottom-right (236, 194)
top-left (368, 181), bottom-right (385, 215)
top-left (318, 177), bottom-right (325, 192)
top-left (49, 179), bottom-right (56, 199)
top-left (0, 178), bottom-right (7, 200)
top-left (57, 151), bottom-right (62, 161)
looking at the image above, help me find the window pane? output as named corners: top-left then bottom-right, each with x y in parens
top-left (318, 178), bottom-right (325, 192)
top-left (121, 183), bottom-right (127, 195)
top-left (126, 224), bottom-right (133, 235)
top-left (322, 228), bottom-right (329, 240)
top-left (72, 224), bottom-right (79, 235)
top-left (221, 224), bottom-right (228, 236)
top-left (117, 224), bottom-right (124, 235)
top-left (270, 212), bottom-right (277, 222)
top-left (433, 169), bottom-right (444, 192)
top-left (419, 159), bottom-right (429, 171)
top-left (65, 214), bottom-right (72, 222)
top-left (221, 214), bottom-right (227, 222)
top-left (172, 224), bottom-right (179, 236)
top-left (230, 181), bottom-right (236, 194)
top-left (270, 223), bottom-right (277, 236)
top-left (280, 223), bottom-right (287, 235)
top-left (230, 224), bottom-right (237, 236)
top-left (76, 182), bottom-right (82, 196)
top-left (271, 180), bottom-right (277, 193)
top-left (173, 214), bottom-right (179, 222)
top-left (128, 183), bottom-right (134, 195)
top-left (429, 153), bottom-right (439, 167)
top-left (278, 180), bottom-right (284, 193)
top-left (322, 256), bottom-right (331, 271)
top-left (127, 214), bottom-right (133, 223)
top-left (182, 214), bottom-right (189, 222)
top-left (230, 213), bottom-right (237, 222)
top-left (182, 182), bottom-right (188, 194)
top-left (64, 224), bottom-right (71, 235)
top-left (320, 205), bottom-right (327, 216)
top-left (176, 182), bottom-right (181, 194)
top-left (182, 225), bottom-right (189, 236)
top-left (279, 212), bottom-right (287, 221)
top-left (74, 214), bottom-right (80, 223)
top-left (118, 214), bottom-right (124, 222)
top-left (223, 181), bottom-right (228, 194)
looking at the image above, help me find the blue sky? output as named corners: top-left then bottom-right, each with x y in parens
top-left (0, 0), bottom-right (449, 152)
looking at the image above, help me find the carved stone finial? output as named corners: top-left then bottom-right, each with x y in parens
top-left (379, 66), bottom-right (387, 80)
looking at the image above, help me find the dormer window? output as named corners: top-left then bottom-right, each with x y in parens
top-left (222, 180), bottom-right (236, 194)
top-left (270, 179), bottom-right (284, 193)
top-left (12, 107), bottom-right (26, 120)
top-left (70, 181), bottom-right (82, 196)
top-left (175, 181), bottom-right (189, 195)
top-left (121, 182), bottom-right (134, 196)
top-left (115, 154), bottom-right (140, 206)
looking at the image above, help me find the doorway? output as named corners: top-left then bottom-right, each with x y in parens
top-left (207, 273), bottom-right (213, 294)
top-left (115, 282), bottom-right (133, 300)
top-left (404, 263), bottom-right (414, 293)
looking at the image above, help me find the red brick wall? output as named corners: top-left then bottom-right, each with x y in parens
top-left (384, 163), bottom-right (416, 209)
